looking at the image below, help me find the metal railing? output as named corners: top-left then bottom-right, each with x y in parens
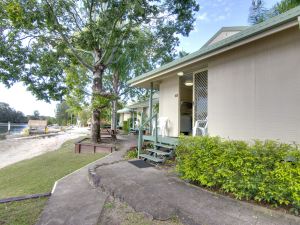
top-left (137, 113), bottom-right (158, 158)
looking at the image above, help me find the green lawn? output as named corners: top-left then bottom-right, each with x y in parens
top-left (0, 137), bottom-right (106, 225)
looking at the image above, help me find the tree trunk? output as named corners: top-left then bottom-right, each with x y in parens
top-left (111, 72), bottom-right (119, 133)
top-left (111, 100), bottom-right (117, 132)
top-left (91, 108), bottom-right (101, 143)
top-left (91, 49), bottom-right (104, 143)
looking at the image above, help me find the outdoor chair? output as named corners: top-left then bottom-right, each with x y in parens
top-left (192, 118), bottom-right (208, 136)
top-left (152, 117), bottom-right (168, 137)
top-left (135, 120), bottom-right (140, 128)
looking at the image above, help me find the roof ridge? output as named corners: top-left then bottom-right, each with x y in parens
top-left (201, 26), bottom-right (249, 49)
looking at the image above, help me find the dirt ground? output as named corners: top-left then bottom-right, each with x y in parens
top-left (98, 196), bottom-right (183, 225)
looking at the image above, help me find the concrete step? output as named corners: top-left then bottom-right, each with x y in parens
top-left (146, 149), bottom-right (172, 156)
top-left (143, 135), bottom-right (178, 146)
top-left (139, 154), bottom-right (165, 163)
top-left (154, 143), bottom-right (174, 149)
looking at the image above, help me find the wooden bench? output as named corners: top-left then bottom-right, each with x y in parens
top-left (28, 120), bottom-right (47, 134)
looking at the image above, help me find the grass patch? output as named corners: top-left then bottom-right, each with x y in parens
top-left (0, 137), bottom-right (107, 225)
top-left (0, 198), bottom-right (48, 225)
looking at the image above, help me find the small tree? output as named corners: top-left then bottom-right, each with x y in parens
top-left (249, 0), bottom-right (267, 24)
top-left (249, 0), bottom-right (300, 24)
top-left (32, 110), bottom-right (40, 120)
top-left (55, 102), bottom-right (70, 126)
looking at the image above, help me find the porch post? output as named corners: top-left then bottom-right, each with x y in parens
top-left (132, 111), bottom-right (135, 130)
top-left (149, 82), bottom-right (153, 134)
top-left (7, 121), bottom-right (10, 134)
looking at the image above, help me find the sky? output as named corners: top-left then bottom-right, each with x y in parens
top-left (0, 0), bottom-right (278, 117)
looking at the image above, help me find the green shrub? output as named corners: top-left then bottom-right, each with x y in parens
top-left (176, 136), bottom-right (300, 212)
top-left (123, 121), bottom-right (130, 133)
top-left (125, 149), bottom-right (138, 159)
top-left (21, 128), bottom-right (30, 136)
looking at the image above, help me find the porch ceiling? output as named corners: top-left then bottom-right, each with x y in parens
top-left (132, 61), bottom-right (208, 89)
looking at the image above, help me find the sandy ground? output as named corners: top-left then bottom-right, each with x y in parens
top-left (0, 127), bottom-right (89, 169)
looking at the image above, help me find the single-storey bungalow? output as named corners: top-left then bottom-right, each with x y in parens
top-left (117, 93), bottom-right (159, 129)
top-left (129, 6), bottom-right (300, 144)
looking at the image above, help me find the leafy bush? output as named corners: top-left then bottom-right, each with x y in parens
top-left (123, 121), bottom-right (130, 133)
top-left (176, 136), bottom-right (300, 212)
top-left (21, 128), bottom-right (30, 136)
top-left (125, 149), bottom-right (138, 159)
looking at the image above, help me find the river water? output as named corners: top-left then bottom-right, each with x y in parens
top-left (0, 123), bottom-right (28, 135)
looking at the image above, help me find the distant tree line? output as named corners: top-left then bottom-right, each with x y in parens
top-left (249, 0), bottom-right (300, 24)
top-left (0, 102), bottom-right (56, 124)
top-left (0, 102), bottom-right (27, 123)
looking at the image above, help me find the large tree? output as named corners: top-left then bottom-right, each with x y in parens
top-left (0, 0), bottom-right (199, 142)
top-left (65, 29), bottom-right (158, 132)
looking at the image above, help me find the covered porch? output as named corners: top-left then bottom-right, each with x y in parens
top-left (132, 65), bottom-right (209, 163)
top-left (135, 66), bottom-right (208, 139)
top-left (117, 93), bottom-right (159, 131)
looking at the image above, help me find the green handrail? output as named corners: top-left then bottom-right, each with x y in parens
top-left (137, 113), bottom-right (158, 158)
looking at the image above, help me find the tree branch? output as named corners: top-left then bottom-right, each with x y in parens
top-left (74, 48), bottom-right (93, 56)
top-left (45, 0), bottom-right (93, 72)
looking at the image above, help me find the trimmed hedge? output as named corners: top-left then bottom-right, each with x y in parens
top-left (176, 136), bottom-right (300, 212)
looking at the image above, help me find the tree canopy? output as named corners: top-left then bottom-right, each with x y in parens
top-left (0, 0), bottom-right (199, 142)
top-left (1, 0), bottom-right (199, 98)
top-left (249, 0), bottom-right (300, 24)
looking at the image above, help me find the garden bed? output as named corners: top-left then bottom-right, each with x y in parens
top-left (75, 138), bottom-right (116, 154)
top-left (176, 136), bottom-right (300, 216)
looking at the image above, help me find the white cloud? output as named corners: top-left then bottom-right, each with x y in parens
top-left (224, 7), bottom-right (230, 13)
top-left (198, 0), bottom-right (233, 22)
top-left (214, 15), bottom-right (226, 21)
top-left (197, 12), bottom-right (209, 21)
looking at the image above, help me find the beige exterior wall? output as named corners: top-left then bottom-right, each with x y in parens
top-left (123, 113), bottom-right (131, 121)
top-left (159, 76), bottom-right (180, 137)
top-left (118, 113), bottom-right (131, 126)
top-left (208, 27), bottom-right (300, 143)
top-left (119, 113), bottom-right (124, 126)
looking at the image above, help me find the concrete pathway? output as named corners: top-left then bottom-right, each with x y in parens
top-left (36, 135), bottom-right (300, 225)
top-left (95, 160), bottom-right (300, 225)
top-left (36, 135), bottom-right (136, 225)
